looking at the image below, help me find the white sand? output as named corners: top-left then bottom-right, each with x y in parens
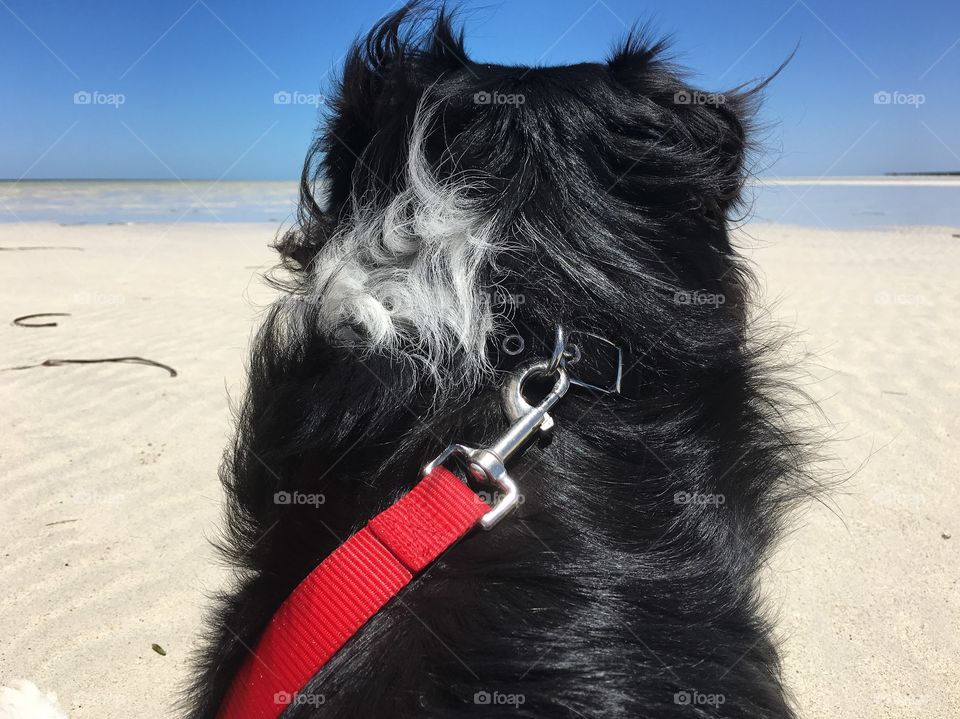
top-left (1, 221), bottom-right (957, 717)
top-left (742, 223), bottom-right (960, 718)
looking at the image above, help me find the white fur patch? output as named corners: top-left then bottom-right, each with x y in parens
top-left (0, 681), bottom-right (68, 719)
top-left (306, 101), bottom-right (508, 384)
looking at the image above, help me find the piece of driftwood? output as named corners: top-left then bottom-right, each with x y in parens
top-left (3, 357), bottom-right (178, 377)
top-left (12, 312), bottom-right (71, 328)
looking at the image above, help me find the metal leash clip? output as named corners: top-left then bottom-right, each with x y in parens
top-left (423, 327), bottom-right (573, 529)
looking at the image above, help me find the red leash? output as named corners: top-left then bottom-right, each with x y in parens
top-left (217, 467), bottom-right (489, 719)
top-left (218, 343), bottom-right (574, 718)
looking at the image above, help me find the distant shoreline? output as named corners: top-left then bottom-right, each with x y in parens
top-left (886, 171), bottom-right (960, 176)
top-left (2, 177), bottom-right (958, 228)
top-left (755, 176), bottom-right (960, 187)
top-left (0, 178), bottom-right (300, 183)
top-left (3, 175), bottom-right (959, 185)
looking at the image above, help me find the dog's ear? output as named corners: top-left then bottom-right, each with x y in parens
top-left (607, 29), bottom-right (669, 79)
top-left (673, 90), bottom-right (752, 214)
top-left (607, 32), bottom-right (754, 216)
top-left (277, 6), bottom-right (470, 278)
top-left (321, 6), bottom-right (470, 208)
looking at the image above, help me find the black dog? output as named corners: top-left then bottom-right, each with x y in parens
top-left (184, 5), bottom-right (812, 717)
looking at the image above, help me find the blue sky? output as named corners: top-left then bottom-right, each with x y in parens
top-left (2, 0), bottom-right (958, 179)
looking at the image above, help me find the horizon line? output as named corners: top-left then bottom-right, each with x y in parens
top-left (4, 172), bottom-right (960, 182)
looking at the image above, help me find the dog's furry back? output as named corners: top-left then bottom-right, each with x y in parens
top-left (184, 6), bottom-right (812, 717)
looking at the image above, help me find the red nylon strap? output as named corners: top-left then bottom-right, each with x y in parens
top-left (217, 467), bottom-right (489, 719)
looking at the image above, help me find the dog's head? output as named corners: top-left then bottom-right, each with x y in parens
top-left (277, 5), bottom-right (762, 395)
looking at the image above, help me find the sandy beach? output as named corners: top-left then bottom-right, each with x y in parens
top-left (1, 220), bottom-right (957, 718)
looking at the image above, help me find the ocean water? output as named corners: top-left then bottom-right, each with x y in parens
top-left (1, 178), bottom-right (959, 229)
top-left (0, 180), bottom-right (299, 225)
top-left (744, 178), bottom-right (960, 229)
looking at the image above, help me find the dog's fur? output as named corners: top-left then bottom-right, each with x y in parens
top-left (184, 6), bottom-right (813, 717)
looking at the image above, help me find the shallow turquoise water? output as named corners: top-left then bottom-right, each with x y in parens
top-left (0, 180), bottom-right (299, 224)
top-left (744, 182), bottom-right (960, 229)
top-left (2, 178), bottom-right (959, 229)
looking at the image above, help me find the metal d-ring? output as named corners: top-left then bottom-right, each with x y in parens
top-left (423, 360), bottom-right (570, 530)
top-left (501, 359), bottom-right (570, 430)
top-left (544, 325), bottom-right (580, 378)
top-left (422, 327), bottom-right (574, 530)
top-left (544, 326), bottom-right (567, 376)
